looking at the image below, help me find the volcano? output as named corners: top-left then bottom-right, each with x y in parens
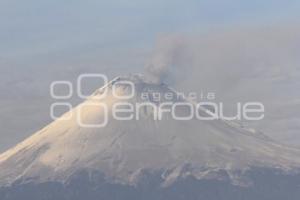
top-left (1, 74), bottom-right (300, 200)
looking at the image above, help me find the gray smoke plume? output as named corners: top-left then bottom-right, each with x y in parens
top-left (143, 25), bottom-right (300, 146)
top-left (144, 36), bottom-right (186, 84)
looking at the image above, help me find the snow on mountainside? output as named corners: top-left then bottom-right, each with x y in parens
top-left (1, 74), bottom-right (300, 188)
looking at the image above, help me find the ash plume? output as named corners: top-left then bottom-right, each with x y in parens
top-left (145, 36), bottom-right (186, 84)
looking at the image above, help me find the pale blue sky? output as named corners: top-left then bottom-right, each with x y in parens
top-left (1, 0), bottom-right (299, 61)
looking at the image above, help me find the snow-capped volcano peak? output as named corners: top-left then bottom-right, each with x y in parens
top-left (1, 74), bottom-right (300, 187)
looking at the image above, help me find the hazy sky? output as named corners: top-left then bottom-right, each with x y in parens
top-left (1, 0), bottom-right (300, 152)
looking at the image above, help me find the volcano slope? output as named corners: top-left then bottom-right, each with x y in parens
top-left (1, 75), bottom-right (300, 200)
